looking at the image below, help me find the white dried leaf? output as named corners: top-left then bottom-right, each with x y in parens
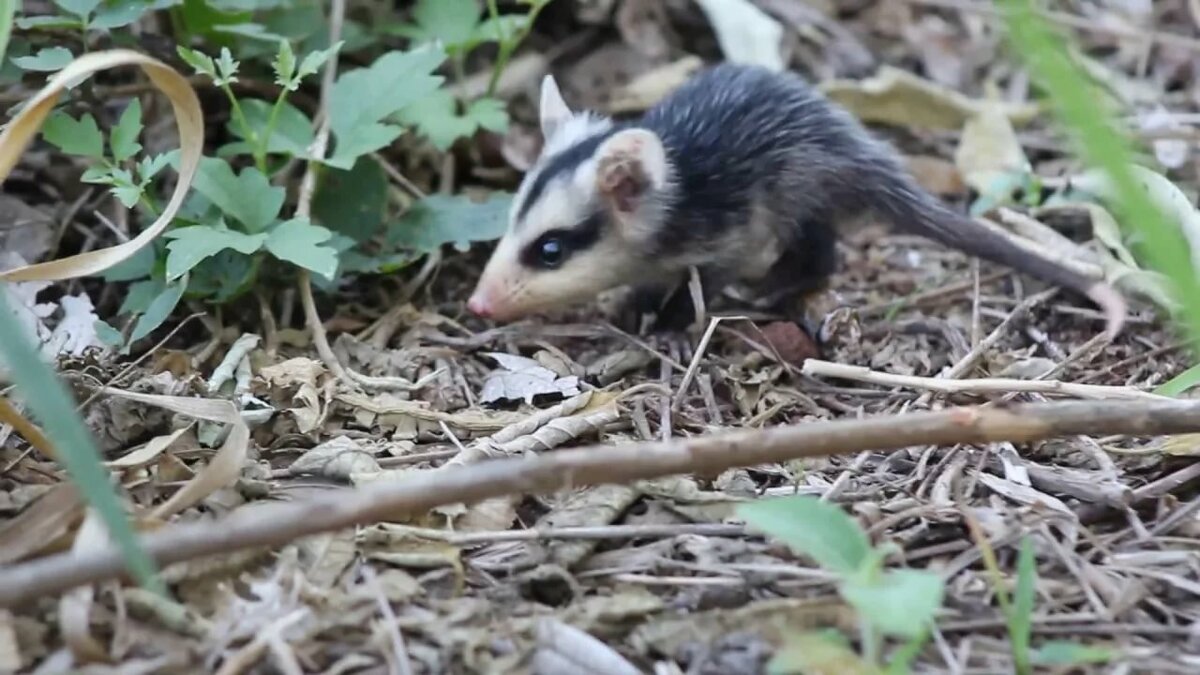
top-left (694, 0), bottom-right (785, 71)
top-left (480, 352), bottom-right (581, 405)
top-left (289, 436), bottom-right (380, 479)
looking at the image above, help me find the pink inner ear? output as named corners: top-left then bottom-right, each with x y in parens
top-left (599, 156), bottom-right (648, 214)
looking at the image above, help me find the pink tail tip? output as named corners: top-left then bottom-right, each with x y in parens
top-left (1087, 282), bottom-right (1127, 341)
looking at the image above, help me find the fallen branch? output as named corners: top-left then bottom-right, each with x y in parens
top-left (803, 359), bottom-right (1170, 402)
top-left (2, 398), bottom-right (1200, 606)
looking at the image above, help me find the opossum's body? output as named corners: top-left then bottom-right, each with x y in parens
top-left (467, 64), bottom-right (1125, 338)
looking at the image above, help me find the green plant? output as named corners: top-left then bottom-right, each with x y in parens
top-left (38, 33), bottom-right (514, 352)
top-left (0, 290), bottom-right (163, 596)
top-left (974, 535), bottom-right (1115, 674)
top-left (998, 0), bottom-right (1200, 349)
top-left (737, 496), bottom-right (945, 675)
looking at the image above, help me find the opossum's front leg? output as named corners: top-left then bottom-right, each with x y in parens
top-left (742, 219), bottom-right (839, 346)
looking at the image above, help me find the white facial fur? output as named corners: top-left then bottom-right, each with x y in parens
top-left (467, 76), bottom-right (675, 321)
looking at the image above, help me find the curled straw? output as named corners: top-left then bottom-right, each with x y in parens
top-left (0, 49), bottom-right (203, 282)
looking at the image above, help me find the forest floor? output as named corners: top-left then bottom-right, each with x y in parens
top-left (4, 1), bottom-right (1200, 673)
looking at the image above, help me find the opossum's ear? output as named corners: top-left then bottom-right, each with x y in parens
top-left (594, 129), bottom-right (669, 224)
top-left (539, 75), bottom-right (572, 140)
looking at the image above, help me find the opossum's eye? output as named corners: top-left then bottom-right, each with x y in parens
top-left (535, 235), bottom-right (566, 268)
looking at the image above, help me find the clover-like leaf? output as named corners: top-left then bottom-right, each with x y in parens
top-left (12, 46), bottom-right (74, 71)
top-left (189, 156), bottom-right (284, 232)
top-left (327, 45), bottom-right (445, 167)
top-left (841, 568), bottom-right (945, 639)
top-left (164, 223), bottom-right (267, 280)
top-left (110, 98), bottom-right (143, 161)
top-left (737, 495), bottom-right (872, 575)
top-left (42, 110), bottom-right (105, 158)
top-left (265, 218), bottom-right (339, 281)
top-left (313, 156), bottom-right (387, 243)
top-left (130, 276), bottom-right (187, 343)
top-left (400, 0), bottom-right (480, 50)
top-left (399, 90), bottom-right (508, 150)
top-left (388, 192), bottom-right (512, 253)
top-left (273, 38), bottom-right (296, 87)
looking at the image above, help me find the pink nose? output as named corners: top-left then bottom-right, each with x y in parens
top-left (467, 292), bottom-right (492, 318)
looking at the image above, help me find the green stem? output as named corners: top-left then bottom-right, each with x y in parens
top-left (223, 86), bottom-right (263, 172)
top-left (859, 618), bottom-right (880, 667)
top-left (260, 88), bottom-right (289, 168)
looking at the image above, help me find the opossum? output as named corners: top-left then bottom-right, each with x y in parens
top-left (467, 63), bottom-right (1126, 338)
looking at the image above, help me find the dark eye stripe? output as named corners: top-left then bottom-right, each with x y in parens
top-left (519, 212), bottom-right (606, 269)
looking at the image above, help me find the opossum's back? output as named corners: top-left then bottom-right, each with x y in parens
top-left (642, 65), bottom-right (867, 182)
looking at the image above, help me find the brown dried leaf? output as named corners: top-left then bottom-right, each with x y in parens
top-left (821, 66), bottom-right (1038, 131)
top-left (0, 483), bottom-right (82, 564)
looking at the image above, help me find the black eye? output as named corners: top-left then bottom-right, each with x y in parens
top-left (537, 236), bottom-right (566, 268)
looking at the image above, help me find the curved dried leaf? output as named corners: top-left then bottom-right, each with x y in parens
top-left (0, 49), bottom-right (203, 283)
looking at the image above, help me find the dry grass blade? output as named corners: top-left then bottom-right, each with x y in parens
top-left (0, 49), bottom-right (202, 282)
top-left (803, 359), bottom-right (1169, 401)
top-left (98, 387), bottom-right (249, 520)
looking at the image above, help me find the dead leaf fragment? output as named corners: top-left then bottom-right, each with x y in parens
top-left (480, 352), bottom-right (582, 405)
top-left (289, 436), bottom-right (381, 480)
top-left (821, 66), bottom-right (1038, 131)
top-left (694, 0), bottom-right (786, 71)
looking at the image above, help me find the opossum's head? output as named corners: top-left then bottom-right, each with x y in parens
top-left (467, 75), bottom-right (677, 322)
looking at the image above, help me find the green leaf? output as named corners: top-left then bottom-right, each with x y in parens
top-left (999, 0), bottom-right (1200, 348)
top-left (137, 153), bottom-right (172, 181)
top-left (55, 0), bottom-right (101, 19)
top-left (313, 156), bottom-right (387, 242)
top-left (188, 156), bottom-right (284, 232)
top-left (221, 98), bottom-right (313, 157)
top-left (0, 0), bottom-right (14, 66)
top-left (176, 45), bottom-right (216, 78)
top-left (112, 185), bottom-right (143, 208)
top-left (130, 276), bottom-right (186, 342)
top-left (398, 90), bottom-right (508, 150)
top-left (327, 123), bottom-right (403, 170)
top-left (118, 278), bottom-right (163, 315)
top-left (164, 223), bottom-right (267, 280)
top-left (1009, 537), bottom-right (1036, 675)
top-left (187, 249), bottom-right (258, 302)
top-left (15, 15), bottom-right (84, 30)
top-left (272, 37), bottom-right (295, 87)
top-left (406, 0), bottom-right (480, 49)
top-left (0, 292), bottom-right (163, 596)
top-left (768, 631), bottom-right (879, 675)
top-left (42, 111), bottom-right (105, 158)
top-left (214, 46), bottom-right (239, 85)
top-left (94, 319), bottom-right (125, 348)
top-left (388, 192), bottom-right (512, 254)
top-left (841, 569), bottom-right (944, 639)
top-left (264, 217), bottom-right (338, 281)
top-left (91, 0), bottom-right (179, 29)
top-left (327, 44), bottom-right (445, 167)
top-left (110, 98), bottom-right (143, 161)
top-left (296, 41), bottom-right (342, 81)
top-left (103, 243), bottom-right (157, 282)
top-left (736, 495), bottom-right (871, 575)
top-left (1030, 641), bottom-right (1115, 666)
top-left (1155, 362), bottom-right (1200, 397)
top-left (472, 14), bottom-right (528, 44)
top-left (13, 45), bottom-right (73, 71)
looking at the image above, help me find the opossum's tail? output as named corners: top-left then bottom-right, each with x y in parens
top-left (869, 172), bottom-right (1126, 340)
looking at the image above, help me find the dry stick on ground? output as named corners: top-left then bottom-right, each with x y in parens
top-left (295, 0), bottom-right (349, 383)
top-left (4, 398), bottom-right (1200, 606)
top-left (802, 359), bottom-right (1170, 401)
